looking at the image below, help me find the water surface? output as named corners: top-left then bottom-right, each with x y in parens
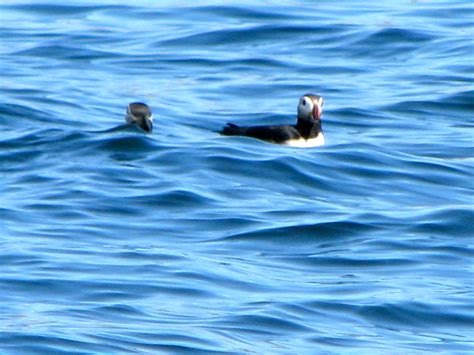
top-left (1, 1), bottom-right (473, 353)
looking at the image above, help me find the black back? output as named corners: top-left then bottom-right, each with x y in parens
top-left (222, 123), bottom-right (302, 143)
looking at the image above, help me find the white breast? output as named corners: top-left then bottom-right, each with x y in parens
top-left (284, 133), bottom-right (325, 148)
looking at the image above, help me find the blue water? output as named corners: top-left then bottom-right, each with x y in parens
top-left (1, 1), bottom-right (473, 353)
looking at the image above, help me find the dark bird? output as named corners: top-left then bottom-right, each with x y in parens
top-left (125, 102), bottom-right (153, 133)
top-left (221, 94), bottom-right (325, 147)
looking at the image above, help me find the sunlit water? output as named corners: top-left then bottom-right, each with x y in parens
top-left (1, 1), bottom-right (473, 353)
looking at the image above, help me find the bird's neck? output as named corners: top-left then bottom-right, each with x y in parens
top-left (296, 117), bottom-right (322, 138)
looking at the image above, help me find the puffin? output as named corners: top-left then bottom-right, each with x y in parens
top-left (221, 94), bottom-right (325, 147)
top-left (125, 102), bottom-right (153, 133)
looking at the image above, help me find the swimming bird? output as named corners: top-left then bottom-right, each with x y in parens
top-left (221, 94), bottom-right (325, 147)
top-left (125, 102), bottom-right (153, 133)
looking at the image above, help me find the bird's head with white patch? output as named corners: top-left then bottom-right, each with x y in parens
top-left (297, 94), bottom-right (324, 121)
top-left (126, 102), bottom-right (153, 133)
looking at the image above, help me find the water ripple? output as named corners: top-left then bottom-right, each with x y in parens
top-left (1, 1), bottom-right (473, 353)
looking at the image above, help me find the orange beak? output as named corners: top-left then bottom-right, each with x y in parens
top-left (313, 104), bottom-right (321, 120)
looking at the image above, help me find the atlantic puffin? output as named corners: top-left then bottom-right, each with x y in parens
top-left (221, 94), bottom-right (325, 147)
top-left (125, 102), bottom-right (153, 133)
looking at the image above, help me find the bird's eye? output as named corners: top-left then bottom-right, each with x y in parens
top-left (302, 100), bottom-right (306, 106)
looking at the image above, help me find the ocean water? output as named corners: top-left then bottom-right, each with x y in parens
top-left (1, 0), bottom-right (473, 353)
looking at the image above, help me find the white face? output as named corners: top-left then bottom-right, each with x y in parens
top-left (298, 96), bottom-right (315, 118)
top-left (298, 95), bottom-right (323, 120)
